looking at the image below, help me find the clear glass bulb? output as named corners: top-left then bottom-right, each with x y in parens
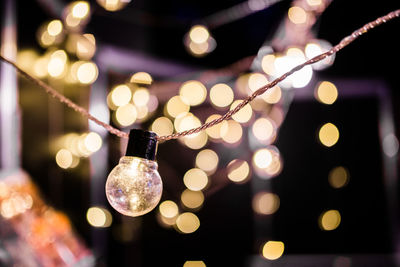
top-left (105, 156), bottom-right (163, 217)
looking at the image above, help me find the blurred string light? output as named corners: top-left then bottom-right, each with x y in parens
top-left (165, 96), bottom-right (190, 118)
top-left (111, 85), bottom-right (132, 107)
top-left (115, 103), bottom-right (137, 127)
top-left (195, 149), bottom-right (219, 175)
top-left (86, 206), bottom-right (113, 227)
top-left (0, 191), bottom-right (33, 219)
top-left (179, 80), bottom-right (207, 106)
top-left (252, 147), bottom-right (282, 178)
top-left (76, 61), bottom-right (98, 84)
top-left (315, 81), bottom-right (338, 105)
top-left (230, 100), bottom-right (253, 123)
top-left (209, 83), bottom-right (234, 108)
top-left (318, 122), bottom-right (339, 147)
top-left (183, 261), bottom-right (206, 267)
top-left (130, 71), bottom-right (153, 85)
top-left (252, 117), bottom-right (276, 144)
top-left (305, 39), bottom-right (335, 70)
top-left (185, 25), bottom-right (216, 57)
top-left (262, 241), bottom-right (285, 260)
top-left (328, 166), bottom-right (349, 188)
top-left (47, 50), bottom-right (68, 78)
top-left (227, 159), bottom-right (250, 183)
top-left (151, 117), bottom-right (174, 136)
top-left (252, 192), bottom-right (280, 215)
top-left (220, 120), bottom-right (243, 144)
top-left (205, 114), bottom-right (228, 141)
top-left (96, 0), bottom-right (131, 12)
top-left (159, 200), bottom-right (179, 219)
top-left (54, 132), bottom-right (102, 169)
top-left (183, 168), bottom-right (208, 191)
top-left (175, 212), bottom-right (200, 234)
top-left (181, 189), bottom-right (204, 210)
top-left (319, 209), bottom-right (341, 231)
top-left (62, 1), bottom-right (91, 30)
top-left (288, 6), bottom-right (308, 24)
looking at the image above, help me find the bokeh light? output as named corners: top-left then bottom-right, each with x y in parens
top-left (77, 61), bottom-right (98, 84)
top-left (227, 159), bottom-right (250, 183)
top-left (47, 20), bottom-right (63, 36)
top-left (262, 241), bottom-right (285, 260)
top-left (189, 25), bottom-right (210, 44)
top-left (183, 261), bottom-right (206, 267)
top-left (252, 148), bottom-right (273, 169)
top-left (175, 113), bottom-right (201, 133)
top-left (306, 0), bottom-right (323, 6)
top-left (183, 168), bottom-right (208, 191)
top-left (195, 149), bottom-right (219, 175)
top-left (248, 73), bottom-right (268, 93)
top-left (115, 103), bottom-right (137, 126)
top-left (111, 85), bottom-right (132, 107)
top-left (230, 100), bottom-right (253, 124)
top-left (71, 1), bottom-right (90, 19)
top-left (83, 132), bottom-right (102, 153)
top-left (176, 212), bottom-right (200, 234)
top-left (315, 81), bottom-right (338, 105)
top-left (318, 123), bottom-right (339, 147)
top-left (133, 88), bottom-right (150, 107)
top-left (47, 50), bottom-right (67, 78)
top-left (166, 96), bottom-right (190, 118)
top-left (328, 166), bottom-right (349, 188)
top-left (252, 192), bottom-right (280, 215)
top-left (55, 149), bottom-right (73, 169)
top-left (205, 114), bottom-right (228, 140)
top-left (209, 83), bottom-right (234, 108)
top-left (261, 54), bottom-right (276, 76)
top-left (97, 0), bottom-right (131, 11)
top-left (76, 33), bottom-right (96, 60)
top-left (220, 120), bottom-right (243, 144)
top-left (130, 71), bottom-right (152, 85)
top-left (86, 207), bottom-right (112, 227)
top-left (179, 81), bottom-right (207, 106)
top-left (305, 40), bottom-right (335, 70)
top-left (319, 210), bottom-right (341, 231)
top-left (288, 6), bottom-right (307, 24)
top-left (262, 86), bottom-right (282, 104)
top-left (252, 117), bottom-right (275, 143)
top-left (181, 189), bottom-right (204, 210)
top-left (151, 117), bottom-right (174, 136)
top-left (159, 200), bottom-right (179, 219)
top-left (183, 132), bottom-right (208, 150)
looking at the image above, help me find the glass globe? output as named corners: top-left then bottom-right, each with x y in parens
top-left (106, 156), bottom-right (163, 217)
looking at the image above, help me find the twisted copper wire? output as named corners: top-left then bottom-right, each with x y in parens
top-left (0, 9), bottom-right (399, 142)
top-left (157, 8), bottom-right (400, 141)
top-left (0, 55), bottom-right (129, 139)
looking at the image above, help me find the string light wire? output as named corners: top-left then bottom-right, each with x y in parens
top-left (0, 9), bottom-right (399, 142)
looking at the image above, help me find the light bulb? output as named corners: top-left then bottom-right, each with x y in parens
top-left (106, 130), bottom-right (162, 217)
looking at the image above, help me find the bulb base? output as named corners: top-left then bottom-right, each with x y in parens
top-left (125, 129), bottom-right (158, 161)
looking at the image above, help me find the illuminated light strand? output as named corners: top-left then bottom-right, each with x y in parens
top-left (0, 54), bottom-right (128, 139)
top-left (0, 9), bottom-right (399, 141)
top-left (158, 9), bottom-right (400, 141)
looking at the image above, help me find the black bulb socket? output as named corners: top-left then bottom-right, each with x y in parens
top-left (125, 129), bottom-right (158, 161)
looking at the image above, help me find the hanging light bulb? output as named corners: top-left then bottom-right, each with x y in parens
top-left (106, 129), bottom-right (162, 217)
